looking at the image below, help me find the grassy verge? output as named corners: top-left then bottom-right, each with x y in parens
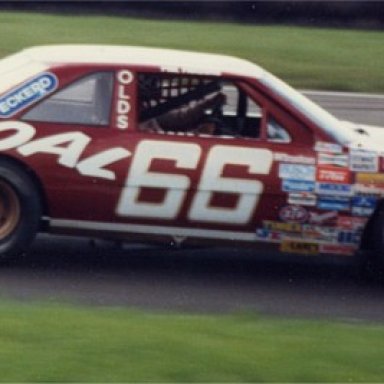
top-left (0, 300), bottom-right (383, 382)
top-left (0, 11), bottom-right (383, 92)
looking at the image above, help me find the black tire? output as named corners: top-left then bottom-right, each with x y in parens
top-left (358, 202), bottom-right (384, 281)
top-left (0, 160), bottom-right (41, 259)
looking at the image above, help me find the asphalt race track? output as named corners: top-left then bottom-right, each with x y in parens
top-left (1, 91), bottom-right (384, 322)
top-left (304, 90), bottom-right (384, 127)
top-left (1, 234), bottom-right (384, 322)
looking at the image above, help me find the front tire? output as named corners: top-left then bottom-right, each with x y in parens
top-left (0, 161), bottom-right (41, 259)
top-left (358, 202), bottom-right (384, 281)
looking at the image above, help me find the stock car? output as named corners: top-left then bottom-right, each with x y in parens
top-left (0, 44), bottom-right (383, 270)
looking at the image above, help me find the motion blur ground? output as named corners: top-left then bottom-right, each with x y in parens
top-left (1, 234), bottom-right (383, 321)
top-left (0, 234), bottom-right (383, 381)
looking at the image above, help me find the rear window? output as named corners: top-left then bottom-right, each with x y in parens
top-left (23, 72), bottom-right (114, 126)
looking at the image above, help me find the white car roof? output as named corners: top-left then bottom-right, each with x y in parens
top-left (18, 45), bottom-right (264, 78)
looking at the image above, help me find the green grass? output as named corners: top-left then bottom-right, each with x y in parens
top-left (0, 300), bottom-right (383, 382)
top-left (0, 11), bottom-right (383, 92)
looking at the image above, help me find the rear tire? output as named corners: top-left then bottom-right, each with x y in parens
top-left (0, 160), bottom-right (41, 260)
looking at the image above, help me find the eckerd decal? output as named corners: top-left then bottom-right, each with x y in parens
top-left (0, 73), bottom-right (58, 118)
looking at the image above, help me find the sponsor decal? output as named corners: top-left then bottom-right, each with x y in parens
top-left (280, 240), bottom-right (319, 255)
top-left (351, 196), bottom-right (377, 208)
top-left (0, 121), bottom-right (131, 180)
top-left (115, 70), bottom-right (134, 130)
top-left (349, 149), bottom-right (378, 173)
top-left (288, 192), bottom-right (317, 206)
top-left (302, 225), bottom-right (339, 242)
top-left (274, 152), bottom-right (315, 165)
top-left (316, 166), bottom-right (351, 184)
top-left (263, 221), bottom-right (302, 233)
top-left (278, 164), bottom-right (316, 181)
top-left (338, 231), bottom-right (361, 244)
top-left (337, 216), bottom-right (367, 230)
top-left (309, 210), bottom-right (338, 225)
top-left (0, 73), bottom-right (58, 118)
top-left (318, 153), bottom-right (349, 168)
top-left (355, 173), bottom-right (384, 185)
top-left (279, 205), bottom-right (308, 223)
top-left (317, 196), bottom-right (350, 211)
top-left (354, 183), bottom-right (384, 196)
top-left (350, 196), bottom-right (376, 217)
top-left (351, 206), bottom-right (374, 217)
top-left (315, 183), bottom-right (353, 197)
top-left (255, 228), bottom-right (282, 241)
top-left (314, 142), bottom-right (342, 154)
top-left (282, 179), bottom-right (315, 193)
top-left (320, 244), bottom-right (356, 256)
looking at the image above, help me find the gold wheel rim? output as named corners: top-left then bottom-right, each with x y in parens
top-left (0, 181), bottom-right (20, 240)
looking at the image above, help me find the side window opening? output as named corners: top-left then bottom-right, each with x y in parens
top-left (23, 72), bottom-right (114, 126)
top-left (139, 74), bottom-right (220, 121)
top-left (267, 116), bottom-right (291, 143)
top-left (138, 73), bottom-right (263, 139)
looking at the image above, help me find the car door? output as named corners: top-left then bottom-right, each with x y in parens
top-left (115, 71), bottom-right (317, 246)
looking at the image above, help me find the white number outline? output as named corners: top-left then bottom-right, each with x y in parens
top-left (117, 141), bottom-right (273, 225)
top-left (117, 140), bottom-right (201, 219)
top-left (189, 145), bottom-right (273, 224)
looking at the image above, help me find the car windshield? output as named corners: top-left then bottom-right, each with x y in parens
top-left (260, 71), bottom-right (357, 145)
top-left (0, 51), bottom-right (48, 95)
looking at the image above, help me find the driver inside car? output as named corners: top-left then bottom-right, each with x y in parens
top-left (138, 74), bottom-right (227, 134)
top-left (139, 92), bottom-right (226, 134)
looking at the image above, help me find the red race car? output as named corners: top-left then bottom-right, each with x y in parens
top-left (0, 45), bottom-right (382, 267)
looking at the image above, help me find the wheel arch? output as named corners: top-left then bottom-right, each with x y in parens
top-left (359, 198), bottom-right (384, 251)
top-left (0, 155), bottom-right (49, 221)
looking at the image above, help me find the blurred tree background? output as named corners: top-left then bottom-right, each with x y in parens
top-left (1, 1), bottom-right (383, 28)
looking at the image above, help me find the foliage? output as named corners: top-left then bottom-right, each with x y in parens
top-left (0, 12), bottom-right (383, 92)
top-left (0, 301), bottom-right (383, 381)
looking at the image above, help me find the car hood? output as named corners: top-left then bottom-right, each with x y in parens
top-left (339, 121), bottom-right (384, 153)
